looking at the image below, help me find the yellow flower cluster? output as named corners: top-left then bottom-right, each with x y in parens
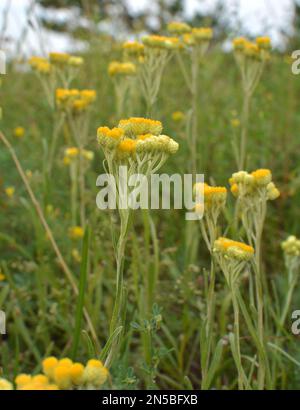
top-left (68, 226), bottom-right (84, 240)
top-left (214, 237), bottom-right (254, 261)
top-left (97, 117), bottom-right (179, 159)
top-left (142, 35), bottom-right (181, 50)
top-left (15, 374), bottom-right (58, 390)
top-left (29, 53), bottom-right (83, 74)
top-left (122, 41), bottom-right (145, 57)
top-left (0, 378), bottom-right (13, 390)
top-left (108, 61), bottom-right (136, 77)
top-left (5, 186), bottom-right (15, 198)
top-left (29, 56), bottom-right (51, 74)
top-left (167, 21), bottom-right (191, 35)
top-left (63, 147), bottom-right (94, 165)
top-left (233, 36), bottom-right (271, 60)
top-left (172, 111), bottom-right (185, 122)
top-left (281, 236), bottom-right (300, 257)
top-left (13, 357), bottom-right (108, 390)
top-left (194, 183), bottom-right (227, 213)
top-left (229, 169), bottom-right (280, 200)
top-left (49, 52), bottom-right (84, 67)
top-left (13, 126), bottom-right (25, 138)
top-left (183, 27), bottom-right (213, 46)
top-left (56, 88), bottom-right (96, 112)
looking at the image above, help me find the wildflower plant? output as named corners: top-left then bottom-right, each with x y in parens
top-left (280, 236), bottom-right (300, 326)
top-left (56, 88), bottom-right (96, 226)
top-left (194, 182), bottom-right (227, 389)
top-left (108, 61), bottom-right (137, 118)
top-left (232, 37), bottom-right (271, 169)
top-left (213, 237), bottom-right (254, 389)
top-left (167, 24), bottom-right (213, 175)
top-left (97, 117), bottom-right (178, 366)
top-left (139, 35), bottom-right (181, 115)
top-left (9, 357), bottom-right (108, 390)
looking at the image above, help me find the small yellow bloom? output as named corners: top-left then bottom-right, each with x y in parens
top-left (5, 186), bottom-right (15, 198)
top-left (83, 359), bottom-right (108, 387)
top-left (108, 61), bottom-right (136, 76)
top-left (70, 363), bottom-right (84, 385)
top-left (118, 138), bottom-right (137, 154)
top-left (0, 273), bottom-right (5, 281)
top-left (191, 27), bottom-right (213, 42)
top-left (65, 147), bottom-right (79, 158)
top-left (69, 226), bottom-right (84, 240)
top-left (167, 21), bottom-right (191, 35)
top-left (68, 56), bottom-right (84, 67)
top-left (15, 374), bottom-right (32, 388)
top-left (14, 126), bottom-right (25, 138)
top-left (230, 118), bottom-right (240, 128)
top-left (282, 236), bottom-right (300, 256)
top-left (172, 111), bottom-right (185, 122)
top-left (0, 378), bottom-right (13, 390)
top-left (142, 35), bottom-right (181, 50)
top-left (122, 41), bottom-right (144, 57)
top-left (251, 169), bottom-right (272, 186)
top-left (49, 52), bottom-right (70, 64)
top-left (256, 36), bottom-right (271, 50)
top-left (42, 356), bottom-right (59, 379)
top-left (119, 117), bottom-right (162, 136)
top-left (214, 237), bottom-right (254, 261)
top-left (53, 366), bottom-right (72, 390)
top-left (232, 37), bottom-right (247, 51)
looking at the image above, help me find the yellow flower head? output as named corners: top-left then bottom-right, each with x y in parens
top-left (14, 126), bottom-right (25, 138)
top-left (282, 235), bottom-right (300, 257)
top-left (122, 41), bottom-right (144, 57)
top-left (142, 35), bottom-right (181, 50)
top-left (65, 147), bottom-right (79, 158)
top-left (0, 272), bottom-right (6, 281)
top-left (49, 52), bottom-right (70, 65)
top-left (118, 117), bottom-right (162, 136)
top-left (15, 374), bottom-right (32, 388)
top-left (118, 138), bottom-right (137, 155)
top-left (172, 111), bottom-right (185, 122)
top-left (70, 363), bottom-right (84, 386)
top-left (42, 356), bottom-right (59, 379)
top-left (232, 37), bottom-right (247, 51)
top-left (81, 89), bottom-right (96, 103)
top-left (69, 226), bottom-right (84, 240)
top-left (191, 27), bottom-right (213, 42)
top-left (108, 61), bottom-right (136, 76)
top-left (32, 374), bottom-right (49, 386)
top-left (53, 365), bottom-right (72, 390)
top-left (256, 36), bottom-right (271, 50)
top-left (68, 56), bottom-right (84, 67)
top-left (214, 237), bottom-right (254, 261)
top-left (230, 118), bottom-right (240, 128)
top-left (167, 21), bottom-right (191, 35)
top-left (82, 150), bottom-right (94, 161)
top-left (243, 41), bottom-right (260, 59)
top-left (266, 182), bottom-right (280, 200)
top-left (83, 359), bottom-right (109, 387)
top-left (0, 378), bottom-right (13, 390)
top-left (29, 56), bottom-right (51, 74)
top-left (97, 126), bottom-right (124, 149)
top-left (251, 168), bottom-right (272, 186)
top-left (5, 186), bottom-right (15, 198)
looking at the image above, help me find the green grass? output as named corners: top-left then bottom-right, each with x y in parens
top-left (1, 34), bottom-right (300, 389)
